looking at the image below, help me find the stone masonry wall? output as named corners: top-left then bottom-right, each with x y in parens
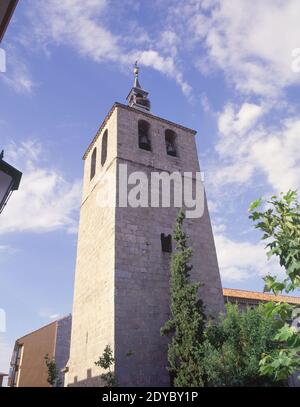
top-left (54, 315), bottom-right (72, 386)
top-left (66, 104), bottom-right (224, 387)
top-left (114, 106), bottom-right (224, 386)
top-left (66, 110), bottom-right (118, 386)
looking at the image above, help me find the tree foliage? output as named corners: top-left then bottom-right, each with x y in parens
top-left (161, 209), bottom-right (206, 387)
top-left (95, 345), bottom-right (116, 387)
top-left (201, 303), bottom-right (286, 387)
top-left (45, 354), bottom-right (61, 387)
top-left (249, 190), bottom-right (300, 381)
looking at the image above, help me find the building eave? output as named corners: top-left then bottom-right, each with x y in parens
top-left (126, 87), bottom-right (149, 101)
top-left (223, 288), bottom-right (300, 305)
top-left (0, 0), bottom-right (18, 43)
top-left (15, 314), bottom-right (71, 343)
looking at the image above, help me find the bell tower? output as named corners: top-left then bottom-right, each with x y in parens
top-left (66, 65), bottom-right (224, 387)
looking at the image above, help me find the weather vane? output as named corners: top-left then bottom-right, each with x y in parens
top-left (134, 60), bottom-right (139, 78)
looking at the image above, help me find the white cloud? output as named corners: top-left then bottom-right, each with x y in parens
top-left (214, 231), bottom-right (284, 283)
top-left (6, 0), bottom-right (300, 98)
top-left (0, 140), bottom-right (81, 235)
top-left (38, 309), bottom-right (60, 320)
top-left (251, 118), bottom-right (300, 192)
top-left (207, 103), bottom-right (300, 286)
top-left (170, 0), bottom-right (300, 97)
top-left (31, 0), bottom-right (121, 62)
top-left (213, 161), bottom-right (255, 187)
top-left (210, 102), bottom-right (300, 193)
top-left (0, 245), bottom-right (15, 256)
top-left (218, 103), bottom-right (265, 137)
top-left (200, 93), bottom-right (213, 114)
top-left (159, 30), bottom-right (179, 57)
top-left (25, 0), bottom-right (191, 96)
top-left (216, 102), bottom-right (265, 158)
top-left (0, 46), bottom-right (34, 93)
top-left (135, 50), bottom-right (192, 96)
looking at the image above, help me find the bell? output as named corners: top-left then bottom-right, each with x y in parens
top-left (140, 134), bottom-right (148, 145)
top-left (139, 133), bottom-right (151, 150)
top-left (167, 142), bottom-right (176, 156)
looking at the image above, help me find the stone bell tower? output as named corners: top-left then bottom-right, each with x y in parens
top-left (65, 65), bottom-right (224, 387)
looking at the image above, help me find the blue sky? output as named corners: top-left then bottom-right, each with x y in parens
top-left (1, 0), bottom-right (300, 375)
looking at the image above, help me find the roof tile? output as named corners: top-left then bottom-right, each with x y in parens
top-left (223, 288), bottom-right (300, 305)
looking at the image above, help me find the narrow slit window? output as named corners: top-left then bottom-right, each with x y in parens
top-left (138, 120), bottom-right (151, 151)
top-left (101, 130), bottom-right (108, 166)
top-left (90, 147), bottom-right (97, 180)
top-left (161, 233), bottom-right (172, 253)
top-left (165, 129), bottom-right (177, 157)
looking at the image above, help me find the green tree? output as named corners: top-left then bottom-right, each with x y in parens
top-left (249, 190), bottom-right (300, 381)
top-left (201, 303), bottom-right (286, 387)
top-left (161, 209), bottom-right (206, 387)
top-left (45, 354), bottom-right (61, 387)
top-left (95, 345), bottom-right (116, 387)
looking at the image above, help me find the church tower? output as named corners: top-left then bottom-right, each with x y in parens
top-left (65, 66), bottom-right (224, 387)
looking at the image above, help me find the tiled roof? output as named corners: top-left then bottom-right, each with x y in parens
top-left (223, 288), bottom-right (300, 305)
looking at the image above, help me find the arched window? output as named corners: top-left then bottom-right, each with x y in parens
top-left (165, 129), bottom-right (177, 157)
top-left (90, 147), bottom-right (97, 180)
top-left (138, 120), bottom-right (151, 151)
top-left (101, 130), bottom-right (108, 166)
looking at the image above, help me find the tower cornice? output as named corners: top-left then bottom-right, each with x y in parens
top-left (83, 102), bottom-right (197, 160)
